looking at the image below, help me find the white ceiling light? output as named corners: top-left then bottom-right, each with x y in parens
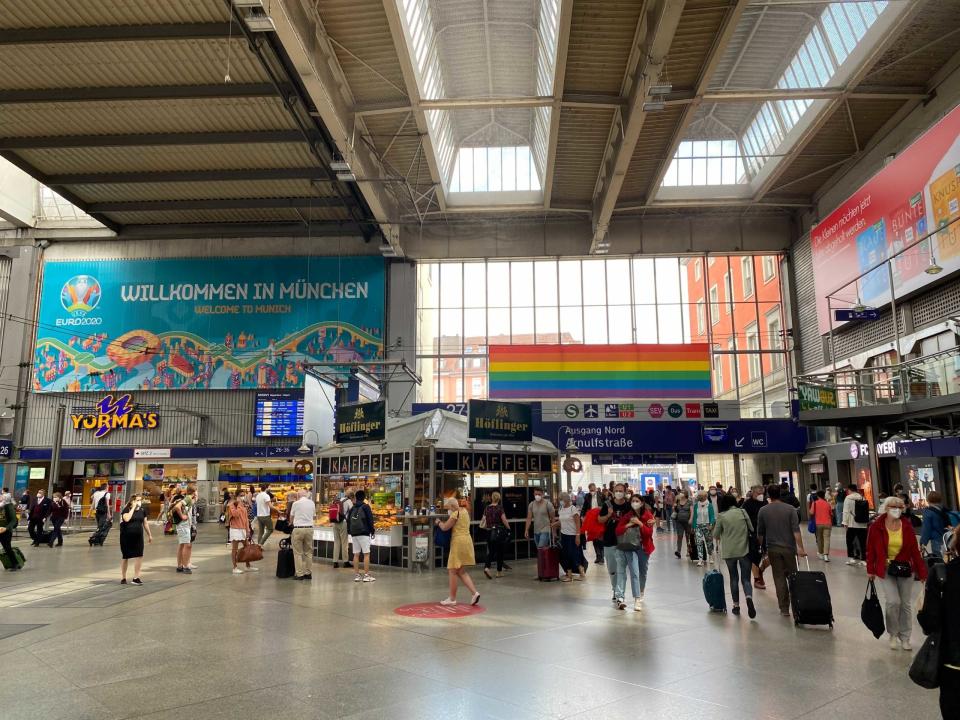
top-left (648, 83), bottom-right (673, 95)
top-left (642, 100), bottom-right (665, 112)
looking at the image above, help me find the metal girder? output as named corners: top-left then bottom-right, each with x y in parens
top-left (0, 151), bottom-right (119, 232)
top-left (268, 0), bottom-right (405, 253)
top-left (542, 0), bottom-right (574, 209)
top-left (0, 23), bottom-right (241, 45)
top-left (0, 130), bottom-right (309, 150)
top-left (590, 0), bottom-right (687, 251)
top-left (0, 83), bottom-right (285, 104)
top-left (45, 167), bottom-right (325, 186)
top-left (644, 0), bottom-right (751, 204)
top-left (661, 85), bottom-right (929, 105)
top-left (87, 197), bottom-right (354, 213)
top-left (380, 0), bottom-right (447, 214)
top-left (116, 221), bottom-right (368, 240)
top-left (752, 2), bottom-right (925, 202)
top-left (354, 93), bottom-right (626, 116)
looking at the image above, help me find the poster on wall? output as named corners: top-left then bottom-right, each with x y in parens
top-left (903, 463), bottom-right (937, 509)
top-left (33, 256), bottom-right (384, 391)
top-left (811, 103), bottom-right (960, 334)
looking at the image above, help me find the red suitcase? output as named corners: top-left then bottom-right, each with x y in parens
top-left (537, 545), bottom-right (560, 581)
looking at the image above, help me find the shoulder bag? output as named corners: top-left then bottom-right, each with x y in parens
top-left (860, 580), bottom-right (885, 639)
top-left (236, 543), bottom-right (263, 563)
top-left (909, 632), bottom-right (943, 689)
top-left (616, 523), bottom-right (641, 551)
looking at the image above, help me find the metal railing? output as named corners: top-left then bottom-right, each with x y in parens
top-left (798, 345), bottom-right (960, 410)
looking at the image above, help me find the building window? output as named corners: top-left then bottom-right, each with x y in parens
top-left (450, 146), bottom-right (541, 193)
top-left (766, 309), bottom-right (784, 370)
top-left (694, 259), bottom-right (702, 281)
top-left (762, 255), bottom-right (776, 283)
top-left (709, 285), bottom-right (720, 326)
top-left (455, 377), bottom-right (463, 401)
top-left (713, 355), bottom-right (723, 393)
top-left (697, 299), bottom-right (706, 336)
top-left (723, 272), bottom-right (732, 314)
top-left (741, 256), bottom-right (755, 298)
top-left (471, 377), bottom-right (483, 396)
top-left (745, 322), bottom-right (760, 380)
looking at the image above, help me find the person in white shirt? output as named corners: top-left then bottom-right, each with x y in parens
top-left (289, 490), bottom-right (316, 580)
top-left (254, 485), bottom-right (274, 545)
top-left (333, 489), bottom-right (354, 569)
top-left (91, 485), bottom-right (112, 531)
top-left (842, 483), bottom-right (869, 566)
top-left (554, 492), bottom-right (586, 581)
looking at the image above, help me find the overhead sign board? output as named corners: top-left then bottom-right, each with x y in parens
top-left (834, 309), bottom-right (880, 322)
top-left (335, 400), bottom-right (386, 444)
top-left (798, 383), bottom-right (839, 411)
top-left (540, 400), bottom-right (739, 422)
top-left (70, 394), bottom-right (159, 439)
top-left (468, 400), bottom-right (533, 443)
top-left (254, 390), bottom-right (305, 438)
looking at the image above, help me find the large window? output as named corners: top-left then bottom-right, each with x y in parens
top-left (449, 146), bottom-right (542, 193)
top-left (416, 255), bottom-right (789, 415)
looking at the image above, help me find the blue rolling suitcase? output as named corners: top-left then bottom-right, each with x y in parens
top-left (703, 569), bottom-right (726, 612)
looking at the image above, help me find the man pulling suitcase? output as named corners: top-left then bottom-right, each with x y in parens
top-left (756, 484), bottom-right (808, 617)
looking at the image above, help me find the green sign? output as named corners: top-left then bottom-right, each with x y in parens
top-left (335, 400), bottom-right (386, 444)
top-left (798, 383), bottom-right (838, 411)
top-left (468, 400), bottom-right (532, 443)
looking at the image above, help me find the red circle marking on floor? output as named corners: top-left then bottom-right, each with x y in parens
top-left (394, 602), bottom-right (486, 618)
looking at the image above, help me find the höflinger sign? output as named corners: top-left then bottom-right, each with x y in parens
top-left (468, 399), bottom-right (533, 443)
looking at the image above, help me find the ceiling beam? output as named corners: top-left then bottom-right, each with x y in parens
top-left (380, 0), bottom-right (447, 215)
top-left (116, 221), bottom-right (367, 240)
top-left (752, 2), bottom-right (925, 202)
top-left (0, 23), bottom-right (241, 45)
top-left (87, 197), bottom-right (353, 213)
top-left (0, 83), bottom-right (285, 104)
top-left (660, 85), bottom-right (929, 105)
top-left (643, 0), bottom-right (752, 205)
top-left (542, 0), bottom-right (574, 209)
top-left (268, 0), bottom-right (405, 254)
top-left (354, 93), bottom-right (627, 116)
top-left (45, 168), bottom-right (325, 186)
top-left (0, 151), bottom-right (119, 232)
top-left (0, 130), bottom-right (309, 150)
top-left (590, 0), bottom-right (688, 251)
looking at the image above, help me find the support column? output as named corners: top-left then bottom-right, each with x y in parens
top-left (865, 426), bottom-right (880, 509)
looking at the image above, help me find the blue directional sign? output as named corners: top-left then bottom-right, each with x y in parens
top-left (834, 308), bottom-right (880, 321)
top-left (750, 431), bottom-right (768, 449)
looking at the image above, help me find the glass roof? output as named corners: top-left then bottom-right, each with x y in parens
top-left (397, 0), bottom-right (562, 203)
top-left (658, 1), bottom-right (895, 196)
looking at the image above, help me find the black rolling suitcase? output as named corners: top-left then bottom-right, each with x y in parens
top-left (276, 538), bottom-right (295, 578)
top-left (88, 520), bottom-right (112, 546)
top-left (788, 556), bottom-right (834, 628)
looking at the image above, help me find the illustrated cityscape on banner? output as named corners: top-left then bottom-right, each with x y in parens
top-left (33, 256), bottom-right (384, 392)
top-left (810, 102), bottom-right (960, 333)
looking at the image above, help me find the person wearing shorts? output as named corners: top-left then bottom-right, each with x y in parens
top-left (170, 494), bottom-right (193, 574)
top-left (348, 490), bottom-right (376, 582)
top-left (227, 492), bottom-right (257, 574)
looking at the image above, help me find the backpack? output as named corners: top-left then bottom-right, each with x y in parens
top-left (854, 499), bottom-right (870, 524)
top-left (95, 493), bottom-right (107, 513)
top-left (674, 504), bottom-right (691, 525)
top-left (348, 505), bottom-right (367, 536)
top-left (329, 498), bottom-right (343, 524)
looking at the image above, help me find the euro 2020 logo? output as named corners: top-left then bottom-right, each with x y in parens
top-left (61, 275), bottom-right (101, 316)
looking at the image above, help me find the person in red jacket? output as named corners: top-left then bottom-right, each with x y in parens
top-left (613, 494), bottom-right (656, 612)
top-left (866, 496), bottom-right (928, 651)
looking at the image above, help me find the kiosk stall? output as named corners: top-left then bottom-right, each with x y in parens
top-left (313, 409), bottom-right (558, 569)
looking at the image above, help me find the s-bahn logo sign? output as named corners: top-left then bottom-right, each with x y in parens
top-left (70, 394), bottom-right (159, 439)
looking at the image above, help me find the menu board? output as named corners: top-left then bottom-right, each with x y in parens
top-left (254, 390), bottom-right (305, 438)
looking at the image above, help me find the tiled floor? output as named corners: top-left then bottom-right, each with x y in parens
top-left (0, 527), bottom-right (943, 719)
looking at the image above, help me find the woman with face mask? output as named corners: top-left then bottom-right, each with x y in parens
top-left (866, 496), bottom-right (928, 650)
top-left (554, 492), bottom-right (586, 582)
top-left (692, 490), bottom-right (716, 567)
top-left (599, 484), bottom-right (631, 605)
top-left (614, 494), bottom-right (656, 611)
top-left (742, 486), bottom-right (768, 589)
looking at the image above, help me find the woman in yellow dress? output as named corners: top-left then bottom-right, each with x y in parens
top-left (435, 497), bottom-right (480, 606)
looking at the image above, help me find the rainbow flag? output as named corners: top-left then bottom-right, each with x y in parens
top-left (488, 344), bottom-right (711, 399)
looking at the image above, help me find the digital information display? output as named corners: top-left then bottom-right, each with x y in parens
top-left (254, 390), bottom-right (305, 438)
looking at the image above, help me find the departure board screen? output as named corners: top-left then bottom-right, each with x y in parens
top-left (254, 390), bottom-right (305, 437)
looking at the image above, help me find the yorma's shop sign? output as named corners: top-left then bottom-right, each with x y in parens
top-left (70, 394), bottom-right (159, 439)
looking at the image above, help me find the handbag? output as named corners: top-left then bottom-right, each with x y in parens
top-left (860, 580), bottom-right (885, 639)
top-left (888, 560), bottom-right (913, 578)
top-left (236, 543), bottom-right (263, 563)
top-left (807, 516), bottom-right (816, 534)
top-left (490, 524), bottom-right (511, 544)
top-left (908, 632), bottom-right (942, 689)
top-left (616, 525), bottom-right (641, 551)
top-left (275, 518), bottom-right (292, 534)
top-left (190, 525), bottom-right (197, 543)
top-left (740, 510), bottom-right (761, 564)
top-left (434, 512), bottom-right (455, 548)
top-left (479, 514), bottom-right (488, 530)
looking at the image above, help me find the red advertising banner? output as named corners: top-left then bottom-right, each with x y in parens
top-left (811, 103), bottom-right (960, 334)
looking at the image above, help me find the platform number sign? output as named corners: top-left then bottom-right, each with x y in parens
top-left (0, 440), bottom-right (11, 459)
